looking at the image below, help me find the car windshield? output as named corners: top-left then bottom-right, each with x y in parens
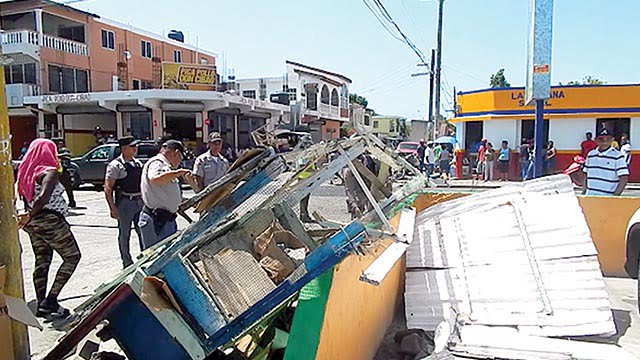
top-left (399, 143), bottom-right (418, 151)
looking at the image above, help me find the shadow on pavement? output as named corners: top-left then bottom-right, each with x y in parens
top-left (572, 308), bottom-right (632, 345)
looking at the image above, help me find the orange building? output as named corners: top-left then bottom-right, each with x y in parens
top-left (0, 0), bottom-right (241, 156)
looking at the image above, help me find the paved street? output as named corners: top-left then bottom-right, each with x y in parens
top-left (18, 183), bottom-right (640, 358)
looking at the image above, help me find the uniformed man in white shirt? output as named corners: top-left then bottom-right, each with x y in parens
top-left (584, 128), bottom-right (629, 196)
top-left (104, 136), bottom-right (144, 268)
top-left (193, 132), bottom-right (230, 192)
top-left (139, 140), bottom-right (193, 249)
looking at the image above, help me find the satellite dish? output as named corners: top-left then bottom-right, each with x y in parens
top-left (124, 50), bottom-right (132, 60)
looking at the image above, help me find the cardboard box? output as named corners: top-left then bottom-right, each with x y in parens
top-left (0, 265), bottom-right (42, 360)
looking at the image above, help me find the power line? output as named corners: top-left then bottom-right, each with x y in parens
top-left (356, 63), bottom-right (416, 92)
top-left (361, 0), bottom-right (429, 66)
top-left (361, 0), bottom-right (406, 43)
top-left (399, 0), bottom-right (430, 51)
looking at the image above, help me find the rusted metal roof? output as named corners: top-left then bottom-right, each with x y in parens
top-left (405, 175), bottom-right (616, 338)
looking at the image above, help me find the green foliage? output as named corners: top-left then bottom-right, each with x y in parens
top-left (490, 68), bottom-right (511, 88)
top-left (564, 76), bottom-right (605, 86)
top-left (349, 93), bottom-right (369, 108)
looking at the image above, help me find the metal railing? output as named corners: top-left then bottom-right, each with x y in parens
top-left (1, 30), bottom-right (88, 56)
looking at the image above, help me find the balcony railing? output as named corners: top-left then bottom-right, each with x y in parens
top-left (319, 103), bottom-right (343, 119)
top-left (1, 30), bottom-right (88, 57)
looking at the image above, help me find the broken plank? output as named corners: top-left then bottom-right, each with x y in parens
top-left (360, 207), bottom-right (416, 286)
top-left (273, 203), bottom-right (318, 250)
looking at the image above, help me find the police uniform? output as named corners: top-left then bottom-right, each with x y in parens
top-left (193, 132), bottom-right (230, 190)
top-left (106, 139), bottom-right (144, 267)
top-left (139, 140), bottom-right (184, 249)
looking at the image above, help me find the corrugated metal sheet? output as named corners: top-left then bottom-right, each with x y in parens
top-left (405, 175), bottom-right (616, 337)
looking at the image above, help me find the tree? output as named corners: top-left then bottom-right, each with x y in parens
top-left (565, 76), bottom-right (605, 86)
top-left (490, 68), bottom-right (511, 88)
top-left (349, 93), bottom-right (368, 108)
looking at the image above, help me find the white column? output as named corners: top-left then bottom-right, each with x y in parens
top-left (234, 114), bottom-right (239, 151)
top-left (57, 113), bottom-right (64, 138)
top-left (116, 112), bottom-right (124, 138)
top-left (152, 109), bottom-right (163, 139)
top-left (201, 111), bottom-right (209, 141)
top-left (37, 111), bottom-right (45, 137)
top-left (34, 9), bottom-right (43, 46)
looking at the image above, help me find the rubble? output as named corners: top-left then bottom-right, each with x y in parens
top-left (404, 175), bottom-right (638, 359)
top-left (43, 134), bottom-right (426, 359)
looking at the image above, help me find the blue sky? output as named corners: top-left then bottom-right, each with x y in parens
top-left (63, 0), bottom-right (640, 118)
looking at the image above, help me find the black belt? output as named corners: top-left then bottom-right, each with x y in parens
top-left (117, 193), bottom-right (142, 201)
top-left (142, 206), bottom-right (177, 236)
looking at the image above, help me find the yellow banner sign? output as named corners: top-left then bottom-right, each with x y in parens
top-left (162, 63), bottom-right (216, 90)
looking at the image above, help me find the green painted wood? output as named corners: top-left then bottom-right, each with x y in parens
top-left (283, 268), bottom-right (334, 360)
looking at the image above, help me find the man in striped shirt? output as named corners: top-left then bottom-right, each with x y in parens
top-left (583, 128), bottom-right (629, 196)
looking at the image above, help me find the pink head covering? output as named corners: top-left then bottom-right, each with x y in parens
top-left (17, 138), bottom-right (60, 203)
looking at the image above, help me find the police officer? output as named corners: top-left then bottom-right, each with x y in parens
top-left (192, 132), bottom-right (230, 192)
top-left (139, 140), bottom-right (193, 249)
top-left (104, 136), bottom-right (143, 268)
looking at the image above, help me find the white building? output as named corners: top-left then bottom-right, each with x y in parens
top-left (235, 61), bottom-right (351, 142)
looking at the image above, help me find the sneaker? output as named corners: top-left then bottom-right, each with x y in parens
top-left (37, 299), bottom-right (71, 318)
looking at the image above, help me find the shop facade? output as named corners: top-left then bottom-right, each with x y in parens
top-left (452, 84), bottom-right (640, 181)
top-left (24, 90), bottom-right (289, 156)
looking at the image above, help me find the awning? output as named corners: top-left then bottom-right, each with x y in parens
top-left (23, 89), bottom-right (290, 119)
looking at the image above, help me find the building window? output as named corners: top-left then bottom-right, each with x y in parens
top-left (132, 79), bottom-right (140, 90)
top-left (141, 40), bottom-right (152, 59)
top-left (140, 80), bottom-right (153, 89)
top-left (101, 30), bottom-right (115, 50)
top-left (364, 116), bottom-right (371, 126)
top-left (174, 50), bottom-right (182, 63)
top-left (520, 119), bottom-right (549, 147)
top-left (287, 88), bottom-right (297, 101)
top-left (390, 121), bottom-right (396, 133)
top-left (242, 90), bottom-right (256, 99)
top-left (48, 65), bottom-right (89, 94)
top-left (331, 88), bottom-right (339, 106)
top-left (340, 85), bottom-right (349, 109)
top-left (4, 63), bottom-right (37, 84)
top-left (201, 58), bottom-right (208, 65)
top-left (373, 120), bottom-right (379, 129)
top-left (320, 85), bottom-right (330, 105)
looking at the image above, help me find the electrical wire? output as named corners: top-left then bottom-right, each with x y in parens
top-left (361, 0), bottom-right (429, 67)
top-left (399, 0), bottom-right (430, 51)
top-left (356, 62), bottom-right (415, 91)
top-left (372, 0), bottom-right (429, 64)
top-left (361, 0), bottom-right (406, 43)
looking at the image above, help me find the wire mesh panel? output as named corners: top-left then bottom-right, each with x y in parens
top-left (198, 248), bottom-right (276, 321)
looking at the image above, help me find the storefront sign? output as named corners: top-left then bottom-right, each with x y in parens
top-left (512, 89), bottom-right (564, 107)
top-left (42, 93), bottom-right (92, 104)
top-left (525, 0), bottom-right (554, 104)
top-left (162, 63), bottom-right (216, 90)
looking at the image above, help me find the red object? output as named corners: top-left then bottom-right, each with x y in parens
top-left (563, 155), bottom-right (586, 186)
top-left (580, 140), bottom-right (597, 157)
top-left (204, 118), bottom-right (210, 126)
top-left (153, 119), bottom-right (159, 127)
top-left (455, 151), bottom-right (463, 178)
top-left (394, 141), bottom-right (420, 155)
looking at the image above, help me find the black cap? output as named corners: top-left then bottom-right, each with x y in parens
top-left (597, 128), bottom-right (612, 138)
top-left (118, 136), bottom-right (140, 147)
top-left (162, 139), bottom-right (185, 154)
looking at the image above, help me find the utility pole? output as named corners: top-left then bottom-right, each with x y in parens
top-left (433, 0), bottom-right (445, 133)
top-left (0, 48), bottom-right (29, 358)
top-left (428, 49), bottom-right (436, 140)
